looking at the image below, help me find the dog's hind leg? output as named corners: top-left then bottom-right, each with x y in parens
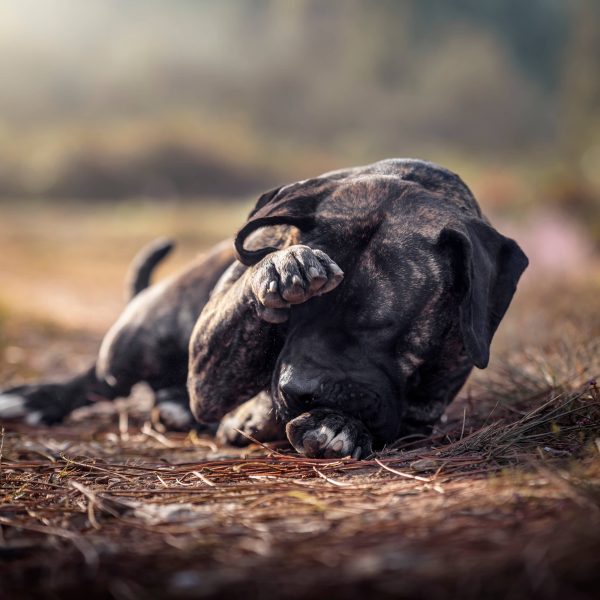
top-left (0, 239), bottom-right (189, 427)
top-left (0, 364), bottom-right (128, 425)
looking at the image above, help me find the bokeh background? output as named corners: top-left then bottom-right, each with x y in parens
top-left (2, 5), bottom-right (600, 598)
top-left (0, 0), bottom-right (599, 382)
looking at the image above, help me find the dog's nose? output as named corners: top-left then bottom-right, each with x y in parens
top-left (278, 368), bottom-right (320, 410)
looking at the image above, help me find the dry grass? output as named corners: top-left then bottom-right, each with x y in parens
top-left (0, 200), bottom-right (251, 332)
top-left (1, 204), bottom-right (600, 599)
top-left (1, 370), bottom-right (599, 600)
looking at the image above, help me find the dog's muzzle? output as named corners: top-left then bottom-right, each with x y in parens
top-left (277, 365), bottom-right (322, 414)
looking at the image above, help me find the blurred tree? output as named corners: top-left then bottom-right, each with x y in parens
top-left (560, 0), bottom-right (600, 169)
top-left (0, 0), bottom-right (598, 200)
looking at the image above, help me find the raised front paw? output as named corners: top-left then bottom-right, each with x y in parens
top-left (251, 245), bottom-right (343, 323)
top-left (285, 409), bottom-right (373, 459)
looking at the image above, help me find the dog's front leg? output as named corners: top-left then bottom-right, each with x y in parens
top-left (188, 245), bottom-right (343, 424)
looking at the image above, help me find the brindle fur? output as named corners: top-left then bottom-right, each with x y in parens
top-left (0, 159), bottom-right (528, 458)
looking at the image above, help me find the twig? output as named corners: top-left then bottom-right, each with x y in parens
top-left (232, 428), bottom-right (289, 457)
top-left (374, 458), bottom-right (432, 483)
top-left (0, 426), bottom-right (4, 475)
top-left (187, 430), bottom-right (218, 452)
top-left (141, 422), bottom-right (176, 448)
top-left (312, 467), bottom-right (352, 487)
top-left (60, 455), bottom-right (135, 482)
top-left (192, 471), bottom-right (216, 487)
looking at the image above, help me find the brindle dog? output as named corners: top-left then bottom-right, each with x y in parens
top-left (0, 159), bottom-right (528, 459)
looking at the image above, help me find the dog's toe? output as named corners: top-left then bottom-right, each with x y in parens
top-left (301, 424), bottom-right (335, 455)
top-left (323, 429), bottom-right (353, 458)
top-left (216, 410), bottom-right (251, 445)
top-left (217, 395), bottom-right (285, 447)
top-left (302, 431), bottom-right (322, 456)
top-left (25, 411), bottom-right (44, 425)
top-left (156, 401), bottom-right (195, 431)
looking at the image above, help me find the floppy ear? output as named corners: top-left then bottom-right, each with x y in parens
top-left (439, 219), bottom-right (528, 368)
top-left (234, 179), bottom-right (330, 266)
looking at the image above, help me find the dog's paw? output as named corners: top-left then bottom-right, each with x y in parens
top-left (216, 394), bottom-right (284, 446)
top-left (285, 409), bottom-right (373, 459)
top-left (251, 245), bottom-right (343, 323)
top-left (153, 387), bottom-right (198, 431)
top-left (154, 401), bottom-right (195, 431)
top-left (0, 385), bottom-right (61, 425)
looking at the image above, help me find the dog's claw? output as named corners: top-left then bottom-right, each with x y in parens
top-left (330, 263), bottom-right (344, 276)
top-left (331, 439), bottom-right (343, 452)
top-left (268, 280), bottom-right (277, 294)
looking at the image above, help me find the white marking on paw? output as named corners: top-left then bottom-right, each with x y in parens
top-left (158, 401), bottom-right (193, 429)
top-left (104, 374), bottom-right (118, 387)
top-left (316, 424), bottom-right (335, 447)
top-left (0, 394), bottom-right (27, 418)
top-left (328, 430), bottom-right (352, 456)
top-left (25, 411), bottom-right (43, 425)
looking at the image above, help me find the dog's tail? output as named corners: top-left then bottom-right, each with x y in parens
top-left (126, 238), bottom-right (175, 299)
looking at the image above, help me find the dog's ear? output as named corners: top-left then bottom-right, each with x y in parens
top-left (439, 219), bottom-right (528, 368)
top-left (234, 179), bottom-right (330, 266)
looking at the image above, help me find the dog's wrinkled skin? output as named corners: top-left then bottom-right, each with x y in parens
top-left (0, 160), bottom-right (528, 459)
top-left (188, 159), bottom-right (528, 457)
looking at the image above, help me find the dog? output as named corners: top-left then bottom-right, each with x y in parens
top-left (0, 159), bottom-right (528, 458)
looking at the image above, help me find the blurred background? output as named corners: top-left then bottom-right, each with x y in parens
top-left (0, 0), bottom-right (599, 381)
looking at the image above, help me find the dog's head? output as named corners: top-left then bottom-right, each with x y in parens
top-left (236, 160), bottom-right (528, 442)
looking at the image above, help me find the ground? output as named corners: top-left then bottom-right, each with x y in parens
top-left (1, 202), bottom-right (599, 599)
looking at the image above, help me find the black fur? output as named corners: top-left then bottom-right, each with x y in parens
top-left (127, 237), bottom-right (175, 299)
top-left (0, 159), bottom-right (528, 459)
